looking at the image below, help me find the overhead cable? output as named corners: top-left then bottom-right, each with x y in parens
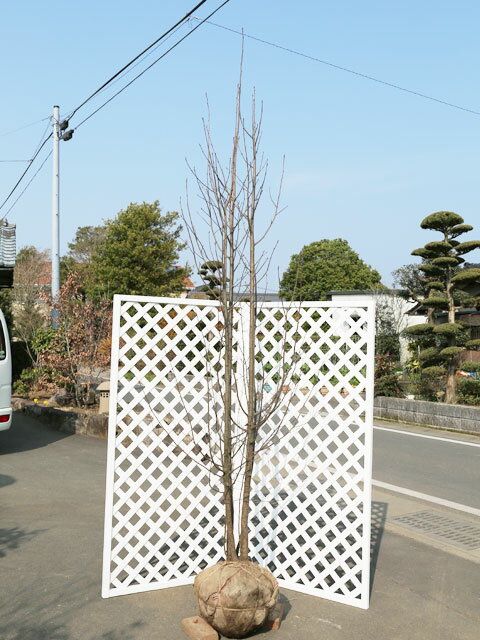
top-left (67, 0), bottom-right (210, 121)
top-left (202, 19), bottom-right (480, 117)
top-left (0, 0), bottom-right (231, 215)
top-left (1, 151), bottom-right (53, 221)
top-left (0, 116), bottom-right (50, 138)
top-left (0, 133), bottom-right (51, 213)
top-left (74, 0), bottom-right (231, 130)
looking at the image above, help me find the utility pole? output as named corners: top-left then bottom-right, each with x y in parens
top-left (51, 105), bottom-right (60, 300)
top-left (51, 106), bottom-right (73, 306)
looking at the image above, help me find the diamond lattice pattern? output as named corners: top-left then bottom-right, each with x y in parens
top-left (103, 297), bottom-right (374, 609)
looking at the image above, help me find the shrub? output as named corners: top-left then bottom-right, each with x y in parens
top-left (457, 378), bottom-right (480, 406)
top-left (13, 367), bottom-right (46, 396)
top-left (374, 355), bottom-right (403, 397)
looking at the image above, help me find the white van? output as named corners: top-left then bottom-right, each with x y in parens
top-left (0, 309), bottom-right (12, 430)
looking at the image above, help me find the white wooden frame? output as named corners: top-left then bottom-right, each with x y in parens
top-left (103, 296), bottom-right (375, 609)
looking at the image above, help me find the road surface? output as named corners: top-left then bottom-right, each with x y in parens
top-left (1, 412), bottom-right (479, 640)
top-left (372, 423), bottom-right (480, 510)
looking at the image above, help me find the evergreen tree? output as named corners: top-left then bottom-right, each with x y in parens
top-left (90, 202), bottom-right (188, 298)
top-left (280, 238), bottom-right (382, 300)
top-left (404, 211), bottom-right (480, 403)
top-left (198, 260), bottom-right (225, 300)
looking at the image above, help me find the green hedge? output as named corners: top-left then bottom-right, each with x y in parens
top-left (458, 377), bottom-right (480, 405)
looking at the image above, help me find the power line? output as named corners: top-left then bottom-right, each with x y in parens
top-left (202, 19), bottom-right (480, 118)
top-left (0, 134), bottom-right (50, 213)
top-left (0, 116), bottom-right (49, 138)
top-left (0, 116), bottom-right (52, 212)
top-left (0, 1), bottom-right (230, 217)
top-left (67, 0), bottom-right (210, 121)
top-left (74, 0), bottom-right (231, 130)
top-left (32, 117), bottom-right (52, 156)
top-left (68, 22), bottom-right (187, 109)
top-left (1, 151), bottom-right (52, 221)
top-left (0, 159), bottom-right (31, 163)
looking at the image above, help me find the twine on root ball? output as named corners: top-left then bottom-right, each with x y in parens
top-left (194, 561), bottom-right (279, 638)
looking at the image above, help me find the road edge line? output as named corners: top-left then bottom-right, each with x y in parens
top-left (372, 480), bottom-right (480, 518)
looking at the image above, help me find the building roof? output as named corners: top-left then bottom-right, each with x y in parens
top-left (188, 286), bottom-right (281, 302)
top-left (326, 288), bottom-right (407, 299)
top-left (0, 222), bottom-right (16, 268)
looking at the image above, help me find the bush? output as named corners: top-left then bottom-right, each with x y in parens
top-left (457, 378), bottom-right (480, 406)
top-left (374, 355), bottom-right (403, 397)
top-left (13, 367), bottom-right (43, 396)
top-left (402, 368), bottom-right (445, 402)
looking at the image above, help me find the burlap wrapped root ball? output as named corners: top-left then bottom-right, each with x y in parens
top-left (194, 561), bottom-right (279, 638)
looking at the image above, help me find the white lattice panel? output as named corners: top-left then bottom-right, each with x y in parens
top-left (103, 296), bottom-right (374, 609)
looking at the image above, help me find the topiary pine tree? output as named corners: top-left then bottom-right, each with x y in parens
top-left (198, 260), bottom-right (225, 300)
top-left (404, 211), bottom-right (480, 404)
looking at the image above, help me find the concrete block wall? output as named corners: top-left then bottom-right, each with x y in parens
top-left (374, 396), bottom-right (480, 435)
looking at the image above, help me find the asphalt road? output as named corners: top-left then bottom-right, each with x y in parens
top-left (372, 424), bottom-right (480, 510)
top-left (1, 413), bottom-right (480, 639)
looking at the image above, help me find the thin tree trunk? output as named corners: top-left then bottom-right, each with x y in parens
top-left (221, 79), bottom-right (242, 561)
top-left (222, 300), bottom-right (237, 559)
top-left (239, 183), bottom-right (257, 560)
top-left (444, 266), bottom-right (457, 404)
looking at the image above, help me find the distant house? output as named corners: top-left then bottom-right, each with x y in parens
top-left (179, 274), bottom-right (195, 298)
top-left (326, 289), bottom-right (427, 363)
top-left (0, 222), bottom-right (16, 288)
top-left (187, 286), bottom-right (281, 302)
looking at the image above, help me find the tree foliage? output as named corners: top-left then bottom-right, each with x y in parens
top-left (11, 246), bottom-right (49, 364)
top-left (279, 238), bottom-right (382, 300)
top-left (37, 272), bottom-right (112, 406)
top-left (67, 225), bottom-right (107, 263)
top-left (61, 225), bottom-right (109, 290)
top-left (89, 202), bottom-right (188, 298)
top-left (375, 296), bottom-right (402, 361)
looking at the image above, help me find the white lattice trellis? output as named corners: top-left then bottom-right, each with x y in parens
top-left (103, 296), bottom-right (375, 609)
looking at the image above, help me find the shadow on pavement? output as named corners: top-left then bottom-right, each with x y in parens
top-left (1, 621), bottom-right (145, 640)
top-left (370, 500), bottom-right (388, 595)
top-left (0, 412), bottom-right (72, 455)
top-left (0, 473), bottom-right (15, 487)
top-left (0, 526), bottom-right (45, 559)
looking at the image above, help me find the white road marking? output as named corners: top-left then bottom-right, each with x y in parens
top-left (372, 480), bottom-right (480, 518)
top-left (316, 617), bottom-right (342, 630)
top-left (373, 425), bottom-right (480, 448)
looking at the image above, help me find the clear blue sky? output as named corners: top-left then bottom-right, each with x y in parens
top-left (1, 0), bottom-right (480, 287)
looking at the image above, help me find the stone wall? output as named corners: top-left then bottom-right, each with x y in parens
top-left (12, 398), bottom-right (108, 438)
top-left (374, 396), bottom-right (480, 435)
top-left (13, 395), bottom-right (480, 439)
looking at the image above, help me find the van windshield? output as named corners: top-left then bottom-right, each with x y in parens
top-left (0, 321), bottom-right (6, 360)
